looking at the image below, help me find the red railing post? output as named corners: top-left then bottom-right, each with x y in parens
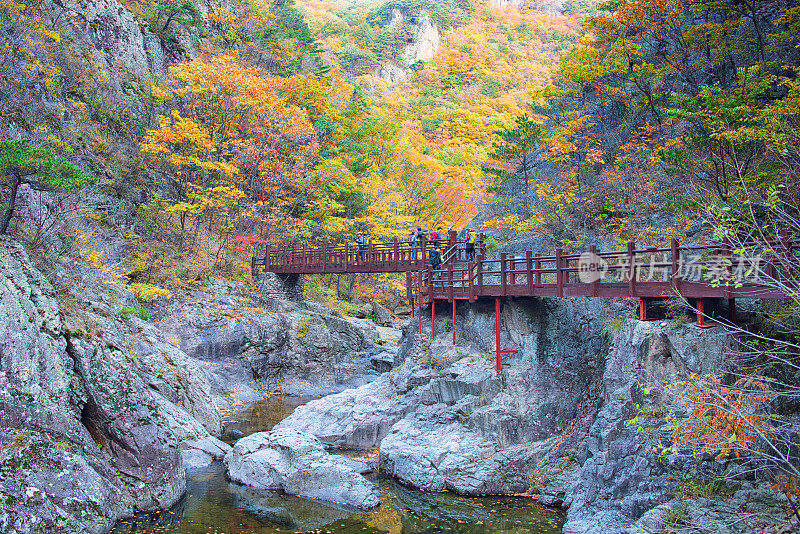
top-left (500, 253), bottom-right (508, 295)
top-left (627, 241), bottom-right (636, 296)
top-left (345, 243), bottom-right (350, 270)
top-left (393, 237), bottom-right (399, 270)
top-left (468, 261), bottom-right (475, 302)
top-left (671, 238), bottom-right (681, 294)
top-left (477, 254), bottom-right (484, 293)
top-left (535, 253), bottom-right (541, 286)
top-left (448, 263), bottom-right (454, 301)
top-left (495, 297), bottom-right (501, 374)
top-left (526, 251), bottom-right (533, 296)
top-left (556, 248), bottom-right (564, 297)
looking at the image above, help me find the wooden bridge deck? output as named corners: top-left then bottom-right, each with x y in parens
top-left (253, 236), bottom-right (792, 302)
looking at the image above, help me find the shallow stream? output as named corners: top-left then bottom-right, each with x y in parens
top-left (111, 396), bottom-right (565, 534)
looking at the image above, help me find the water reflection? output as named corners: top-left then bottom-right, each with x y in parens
top-left (221, 395), bottom-right (316, 442)
top-left (111, 462), bottom-right (564, 534)
top-left (111, 395), bottom-right (564, 534)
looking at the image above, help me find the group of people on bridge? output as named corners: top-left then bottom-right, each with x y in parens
top-left (354, 227), bottom-right (479, 267)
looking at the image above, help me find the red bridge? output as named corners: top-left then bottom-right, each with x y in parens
top-left (252, 232), bottom-right (793, 372)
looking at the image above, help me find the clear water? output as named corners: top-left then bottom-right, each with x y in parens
top-left (110, 396), bottom-right (565, 534)
top-left (220, 395), bottom-right (315, 443)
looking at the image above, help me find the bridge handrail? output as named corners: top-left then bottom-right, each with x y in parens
top-left (254, 234), bottom-right (799, 303)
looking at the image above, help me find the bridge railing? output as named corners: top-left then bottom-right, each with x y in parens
top-left (252, 232), bottom-right (488, 274)
top-left (410, 237), bottom-right (798, 302)
top-left (254, 232), bottom-right (798, 302)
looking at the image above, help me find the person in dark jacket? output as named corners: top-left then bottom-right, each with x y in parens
top-left (429, 245), bottom-right (442, 270)
top-left (356, 232), bottom-right (367, 262)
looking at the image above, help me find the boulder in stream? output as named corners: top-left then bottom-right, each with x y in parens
top-left (225, 428), bottom-right (381, 510)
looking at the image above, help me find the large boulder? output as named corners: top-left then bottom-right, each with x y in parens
top-left (225, 429), bottom-right (381, 510)
top-left (274, 357), bottom-right (430, 449)
top-left (379, 406), bottom-right (555, 495)
top-left (371, 302), bottom-right (396, 327)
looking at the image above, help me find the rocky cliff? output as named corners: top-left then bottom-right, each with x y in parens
top-left (0, 240), bottom-right (187, 533)
top-left (378, 8), bottom-right (441, 85)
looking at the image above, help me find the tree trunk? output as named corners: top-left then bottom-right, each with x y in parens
top-left (0, 174), bottom-right (22, 235)
top-left (347, 273), bottom-right (355, 300)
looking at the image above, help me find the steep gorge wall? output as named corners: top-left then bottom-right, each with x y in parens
top-left (0, 240), bottom-right (189, 533)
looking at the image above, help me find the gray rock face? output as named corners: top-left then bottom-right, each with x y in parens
top-left (562, 320), bottom-right (735, 533)
top-left (279, 293), bottom-right (769, 534)
top-left (274, 371), bottom-right (419, 449)
top-left (279, 331), bottom-right (562, 495)
top-left (401, 11), bottom-right (440, 66)
top-left (379, 408), bottom-right (557, 494)
top-left (0, 241), bottom-right (186, 533)
top-left (225, 429), bottom-right (381, 510)
top-left (127, 318), bottom-right (223, 437)
top-left (371, 301), bottom-right (397, 327)
top-left (379, 8), bottom-right (441, 85)
top-left (156, 291), bottom-right (387, 399)
top-left (182, 449), bottom-right (213, 471)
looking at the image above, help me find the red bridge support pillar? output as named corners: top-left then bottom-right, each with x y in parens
top-left (495, 298), bottom-right (501, 374)
top-left (696, 298), bottom-right (714, 328)
top-left (639, 298), bottom-right (651, 321)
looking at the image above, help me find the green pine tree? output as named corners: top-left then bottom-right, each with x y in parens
top-left (0, 140), bottom-right (95, 234)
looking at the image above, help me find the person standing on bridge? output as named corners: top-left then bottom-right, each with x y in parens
top-left (430, 228), bottom-right (438, 248)
top-left (356, 232), bottom-right (367, 263)
top-left (466, 228), bottom-right (477, 262)
top-left (412, 227), bottom-right (425, 261)
top-left (429, 244), bottom-right (442, 271)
